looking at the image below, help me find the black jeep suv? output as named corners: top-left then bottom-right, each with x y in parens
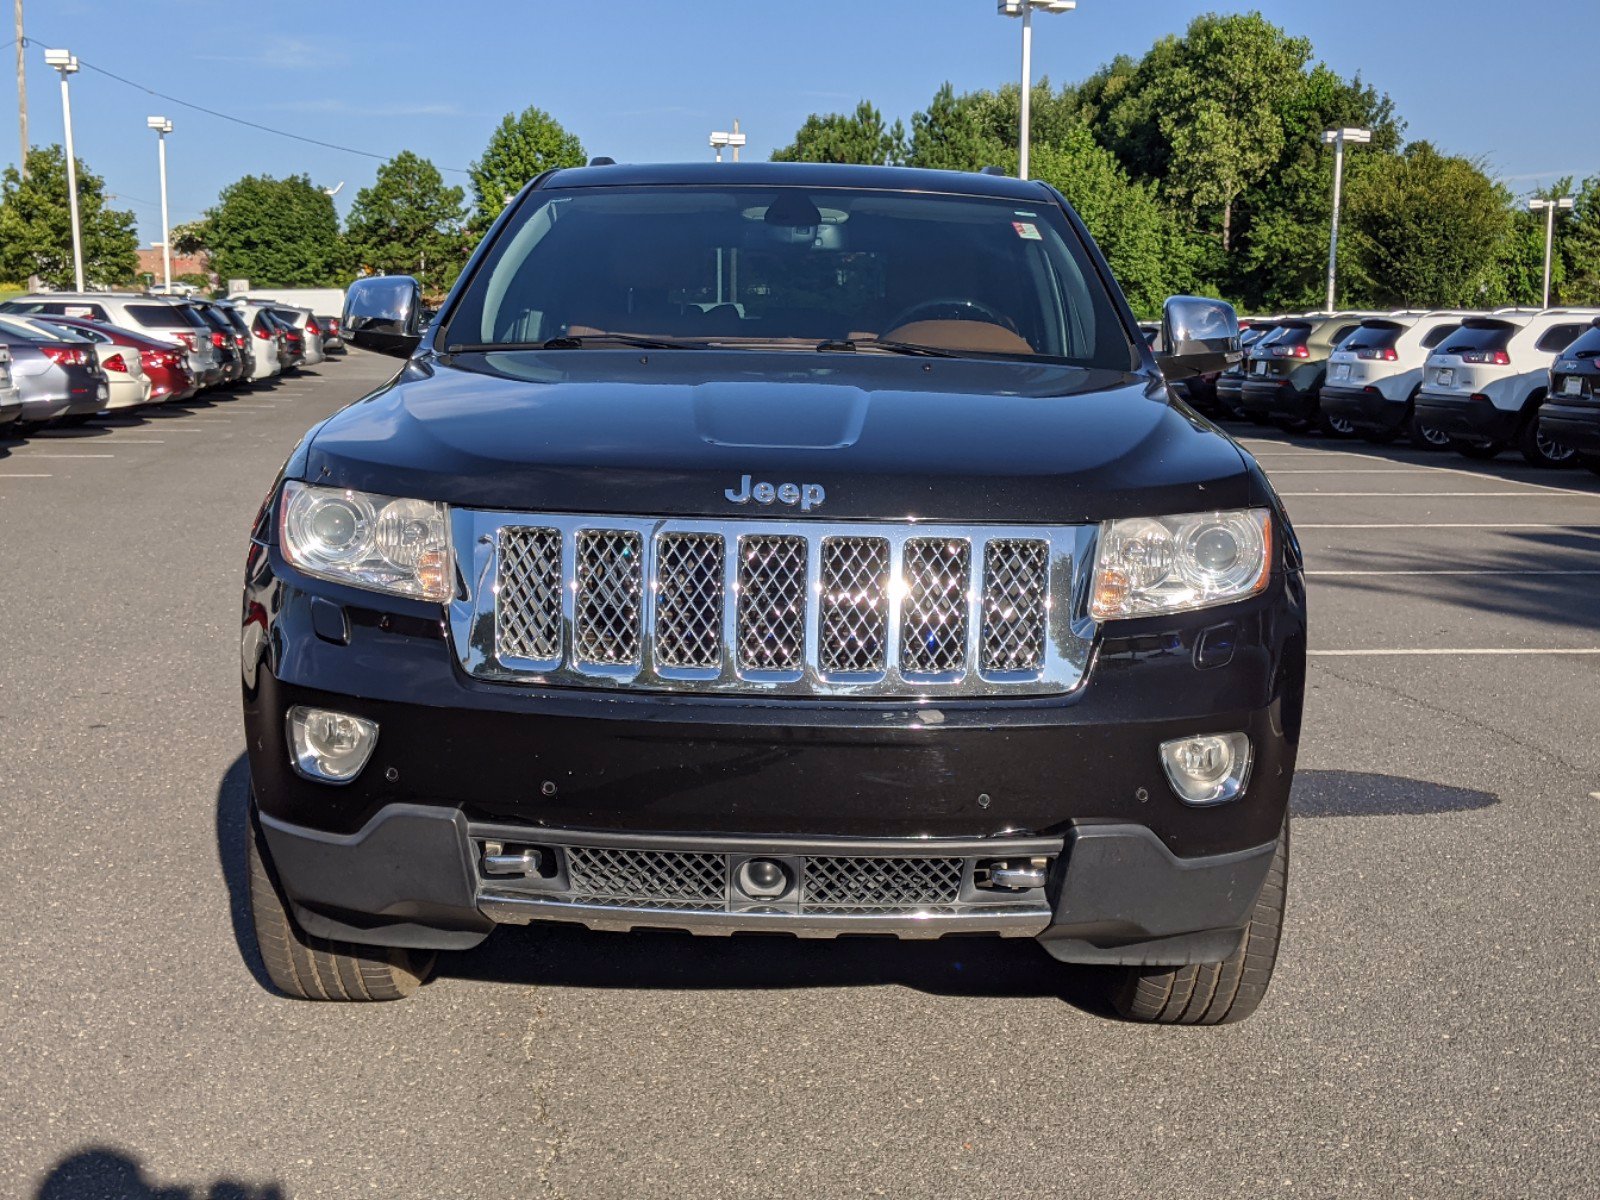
top-left (242, 163), bottom-right (1305, 1024)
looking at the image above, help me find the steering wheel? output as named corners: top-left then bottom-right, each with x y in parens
top-left (880, 297), bottom-right (1015, 334)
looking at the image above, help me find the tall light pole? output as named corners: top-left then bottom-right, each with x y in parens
top-left (44, 48), bottom-right (84, 291)
top-left (1321, 126), bottom-right (1371, 311)
top-left (146, 116), bottom-right (173, 292)
top-left (997, 0), bottom-right (1075, 180)
top-left (1529, 196), bottom-right (1574, 309)
top-left (709, 127), bottom-right (746, 163)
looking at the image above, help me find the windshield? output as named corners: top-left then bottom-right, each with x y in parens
top-left (1441, 324), bottom-right (1514, 355)
top-left (1565, 325), bottom-right (1600, 358)
top-left (1341, 323), bottom-right (1404, 352)
top-left (444, 185), bottom-right (1131, 367)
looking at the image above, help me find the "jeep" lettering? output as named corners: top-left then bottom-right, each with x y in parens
top-left (724, 474), bottom-right (826, 512)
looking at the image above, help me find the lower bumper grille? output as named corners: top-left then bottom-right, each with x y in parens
top-left (473, 833), bottom-right (1060, 937)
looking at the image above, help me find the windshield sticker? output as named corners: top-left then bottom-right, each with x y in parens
top-left (1012, 221), bottom-right (1042, 241)
top-left (64, 306), bottom-right (94, 318)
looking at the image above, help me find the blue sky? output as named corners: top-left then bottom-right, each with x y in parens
top-left (16, 0), bottom-right (1599, 244)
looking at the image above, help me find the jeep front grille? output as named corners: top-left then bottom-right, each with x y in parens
top-left (457, 513), bottom-right (1093, 697)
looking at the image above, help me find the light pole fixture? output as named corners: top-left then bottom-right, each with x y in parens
top-left (1529, 196), bottom-right (1575, 309)
top-left (1321, 126), bottom-right (1371, 311)
top-left (997, 0), bottom-right (1075, 180)
top-left (709, 128), bottom-right (746, 164)
top-left (146, 116), bottom-right (173, 293)
top-left (44, 47), bottom-right (85, 291)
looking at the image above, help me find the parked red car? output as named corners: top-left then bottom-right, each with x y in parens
top-left (38, 315), bottom-right (198, 402)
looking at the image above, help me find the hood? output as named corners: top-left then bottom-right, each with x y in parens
top-left (303, 351), bottom-right (1251, 523)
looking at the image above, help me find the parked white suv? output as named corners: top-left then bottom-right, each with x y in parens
top-left (1413, 309), bottom-right (1600, 465)
top-left (1321, 311), bottom-right (1477, 448)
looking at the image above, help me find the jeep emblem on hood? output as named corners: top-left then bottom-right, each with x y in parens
top-left (725, 474), bottom-right (825, 512)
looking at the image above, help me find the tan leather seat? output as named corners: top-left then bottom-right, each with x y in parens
top-left (880, 320), bottom-right (1034, 355)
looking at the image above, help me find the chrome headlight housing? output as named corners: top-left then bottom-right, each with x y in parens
top-left (279, 480), bottom-right (453, 601)
top-left (1090, 508), bottom-right (1272, 620)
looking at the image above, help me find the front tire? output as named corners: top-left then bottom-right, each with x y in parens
top-left (1106, 821), bottom-right (1288, 1026)
top-left (1451, 439), bottom-right (1505, 460)
top-left (248, 796), bottom-right (435, 1001)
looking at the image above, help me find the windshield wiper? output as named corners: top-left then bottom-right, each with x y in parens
top-left (445, 334), bottom-right (707, 352)
top-left (816, 338), bottom-right (960, 359)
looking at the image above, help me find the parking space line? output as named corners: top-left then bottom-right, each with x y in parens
top-left (1307, 569), bottom-right (1600, 577)
top-left (1298, 523), bottom-right (1600, 529)
top-left (5, 453), bottom-right (114, 459)
top-left (1269, 468), bottom-right (1449, 474)
top-left (1279, 491), bottom-right (1600, 498)
top-left (0, 472), bottom-right (52, 478)
top-left (1311, 648), bottom-right (1600, 656)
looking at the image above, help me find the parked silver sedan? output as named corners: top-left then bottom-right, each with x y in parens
top-left (0, 315), bottom-right (109, 428)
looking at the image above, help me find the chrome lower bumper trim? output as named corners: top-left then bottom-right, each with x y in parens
top-left (478, 891), bottom-right (1052, 939)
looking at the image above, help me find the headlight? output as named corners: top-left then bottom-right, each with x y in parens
top-left (279, 480), bottom-right (453, 601)
top-left (1090, 508), bottom-right (1271, 620)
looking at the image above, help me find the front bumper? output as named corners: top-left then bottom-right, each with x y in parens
top-left (1539, 398), bottom-right (1600, 453)
top-left (1319, 384), bottom-right (1407, 432)
top-left (259, 804), bottom-right (1280, 965)
top-left (243, 542), bottom-right (1306, 964)
top-left (1414, 390), bottom-right (1520, 445)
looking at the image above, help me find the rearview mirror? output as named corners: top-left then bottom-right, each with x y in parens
top-left (343, 275), bottom-right (423, 358)
top-left (1156, 296), bottom-right (1241, 381)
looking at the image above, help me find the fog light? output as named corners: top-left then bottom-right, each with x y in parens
top-left (1159, 732), bottom-right (1251, 806)
top-left (286, 706), bottom-right (379, 784)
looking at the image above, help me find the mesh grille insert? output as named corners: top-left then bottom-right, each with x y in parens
top-left (565, 846), bottom-right (725, 907)
top-left (736, 534), bottom-right (807, 672)
top-left (981, 539), bottom-right (1050, 673)
top-left (900, 538), bottom-right (971, 675)
top-left (574, 529), bottom-right (643, 665)
top-left (655, 533), bottom-right (724, 669)
top-left (819, 537), bottom-right (890, 674)
top-left (803, 856), bottom-right (965, 910)
top-left (497, 527), bottom-right (563, 662)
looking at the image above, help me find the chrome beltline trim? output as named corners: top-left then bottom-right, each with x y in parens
top-left (448, 510), bottom-right (1097, 698)
top-left (477, 892), bottom-right (1053, 938)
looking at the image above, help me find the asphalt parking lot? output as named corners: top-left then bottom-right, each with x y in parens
top-left (2, 352), bottom-right (1598, 1199)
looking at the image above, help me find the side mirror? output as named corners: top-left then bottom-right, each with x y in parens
top-left (1156, 296), bottom-right (1241, 381)
top-left (343, 275), bottom-right (423, 358)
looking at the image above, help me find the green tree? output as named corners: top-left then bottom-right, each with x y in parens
top-left (771, 101), bottom-right (907, 166)
top-left (204, 174), bottom-right (349, 288)
top-left (1561, 174), bottom-right (1600, 305)
top-left (346, 151), bottom-right (468, 298)
top-left (1227, 65), bottom-right (1405, 309)
top-left (1158, 14), bottom-right (1314, 252)
top-left (470, 106), bottom-right (585, 221)
top-left (0, 145), bottom-right (138, 288)
top-left (1031, 130), bottom-right (1193, 317)
top-left (1344, 143), bottom-right (1512, 308)
top-left (906, 79), bottom-right (1079, 173)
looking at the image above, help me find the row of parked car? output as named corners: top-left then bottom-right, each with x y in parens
top-left (0, 292), bottom-right (347, 434)
top-left (1162, 307), bottom-right (1600, 475)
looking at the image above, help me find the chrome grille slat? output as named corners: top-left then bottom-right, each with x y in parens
top-left (736, 534), bottom-right (808, 672)
top-left (982, 539), bottom-right (1051, 673)
top-left (574, 529), bottom-right (643, 666)
top-left (899, 538), bottom-right (971, 676)
top-left (459, 513), bottom-right (1093, 698)
top-left (819, 537), bottom-right (890, 675)
top-left (654, 532), bottom-right (724, 669)
top-left (497, 527), bottom-right (563, 662)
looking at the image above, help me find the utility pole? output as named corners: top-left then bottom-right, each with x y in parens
top-left (1321, 126), bottom-right (1372, 311)
top-left (1529, 196), bottom-right (1575, 308)
top-left (45, 48), bottom-right (83, 291)
top-left (732, 117), bottom-right (741, 163)
top-left (997, 1), bottom-right (1075, 180)
top-left (147, 117), bottom-right (173, 292)
top-left (14, 0), bottom-right (25, 179)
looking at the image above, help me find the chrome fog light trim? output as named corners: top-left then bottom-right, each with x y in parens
top-left (286, 705), bottom-right (379, 784)
top-left (1159, 732), bottom-right (1252, 806)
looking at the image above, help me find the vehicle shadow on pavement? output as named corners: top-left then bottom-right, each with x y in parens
top-left (214, 756), bottom-right (274, 994)
top-left (34, 1147), bottom-right (284, 1199)
top-left (1291, 769), bottom-right (1498, 817)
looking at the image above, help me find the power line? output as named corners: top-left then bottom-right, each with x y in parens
top-left (17, 34), bottom-right (470, 175)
